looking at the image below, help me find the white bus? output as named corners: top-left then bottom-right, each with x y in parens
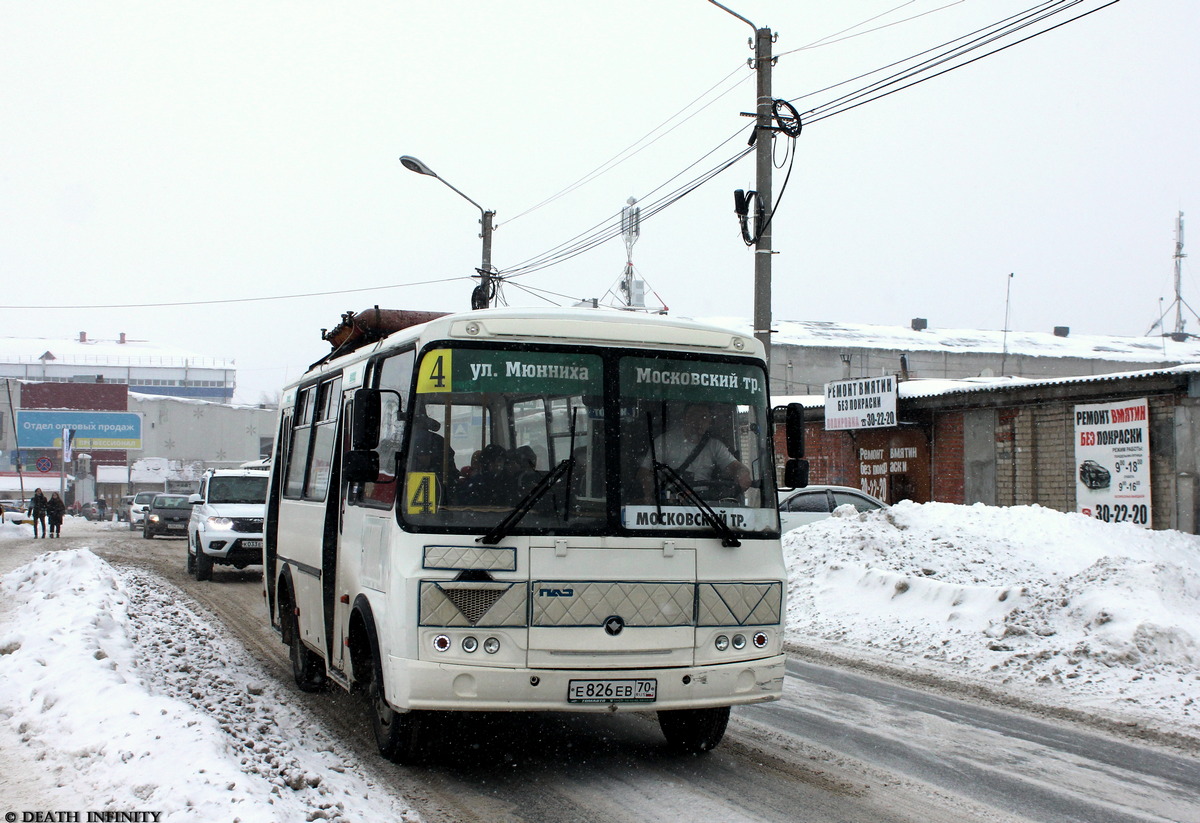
top-left (266, 306), bottom-right (798, 761)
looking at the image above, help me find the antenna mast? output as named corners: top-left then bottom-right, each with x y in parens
top-left (620, 197), bottom-right (643, 309)
top-left (1149, 211), bottom-right (1196, 340)
top-left (1173, 211), bottom-right (1187, 337)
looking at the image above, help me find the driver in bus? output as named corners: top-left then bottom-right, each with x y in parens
top-left (409, 409), bottom-right (458, 487)
top-left (638, 403), bottom-right (751, 503)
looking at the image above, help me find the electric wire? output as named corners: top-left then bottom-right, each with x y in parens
top-left (499, 138), bottom-right (755, 280)
top-left (803, 0), bottom-right (1076, 120)
top-left (498, 1), bottom-right (1114, 293)
top-left (501, 64), bottom-right (754, 227)
top-left (810, 1), bottom-right (1119, 126)
top-left (794, 1), bottom-right (1118, 127)
top-left (778, 0), bottom-right (966, 56)
top-left (498, 123), bottom-right (754, 278)
top-left (1, 276), bottom-right (471, 311)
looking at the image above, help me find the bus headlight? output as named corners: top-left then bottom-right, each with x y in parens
top-left (483, 637), bottom-right (500, 654)
top-left (432, 634), bottom-right (451, 652)
top-left (732, 634), bottom-right (746, 650)
top-left (714, 635), bottom-right (729, 651)
top-left (753, 631), bottom-right (769, 648)
top-left (461, 636), bottom-right (479, 653)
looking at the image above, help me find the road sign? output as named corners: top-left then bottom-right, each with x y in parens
top-left (36, 456), bottom-right (53, 473)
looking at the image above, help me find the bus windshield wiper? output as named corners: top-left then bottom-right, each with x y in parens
top-left (478, 407), bottom-right (579, 546)
top-left (644, 412), bottom-right (740, 548)
top-left (649, 461), bottom-right (741, 548)
top-left (478, 455), bottom-right (576, 545)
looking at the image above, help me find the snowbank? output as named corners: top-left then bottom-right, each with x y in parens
top-left (0, 548), bottom-right (417, 821)
top-left (785, 501), bottom-right (1200, 736)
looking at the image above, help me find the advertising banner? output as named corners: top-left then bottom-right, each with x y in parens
top-left (824, 376), bottom-right (898, 431)
top-left (16, 411), bottom-right (142, 450)
top-left (1074, 398), bottom-right (1150, 527)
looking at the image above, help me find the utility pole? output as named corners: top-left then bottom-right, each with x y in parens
top-left (752, 24), bottom-right (775, 369)
top-left (711, 1), bottom-right (776, 369)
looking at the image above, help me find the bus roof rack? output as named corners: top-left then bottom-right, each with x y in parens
top-left (315, 306), bottom-right (448, 367)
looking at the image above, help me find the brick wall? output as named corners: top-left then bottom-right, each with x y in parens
top-left (932, 412), bottom-right (964, 502)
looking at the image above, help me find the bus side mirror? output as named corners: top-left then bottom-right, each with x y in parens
top-left (352, 388), bottom-right (381, 451)
top-left (783, 458), bottom-right (809, 489)
top-left (343, 450), bottom-right (380, 484)
top-left (785, 403), bottom-right (805, 458)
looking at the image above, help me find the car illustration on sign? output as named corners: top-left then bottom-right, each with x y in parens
top-left (1079, 460), bottom-right (1112, 490)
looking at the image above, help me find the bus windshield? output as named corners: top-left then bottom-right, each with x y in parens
top-left (398, 346), bottom-right (776, 537)
top-left (402, 347), bottom-right (607, 532)
top-left (616, 355), bottom-right (776, 536)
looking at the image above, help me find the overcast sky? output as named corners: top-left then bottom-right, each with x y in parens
top-left (2, 1), bottom-right (1196, 404)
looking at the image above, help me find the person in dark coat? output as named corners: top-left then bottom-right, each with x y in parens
top-left (28, 488), bottom-right (48, 538)
top-left (46, 492), bottom-right (66, 538)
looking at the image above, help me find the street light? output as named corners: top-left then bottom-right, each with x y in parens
top-left (399, 155), bottom-right (496, 310)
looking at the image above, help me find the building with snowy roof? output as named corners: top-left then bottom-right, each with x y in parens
top-left (773, 364), bottom-right (1200, 535)
top-left (699, 317), bottom-right (1200, 397)
top-left (0, 331), bottom-right (235, 402)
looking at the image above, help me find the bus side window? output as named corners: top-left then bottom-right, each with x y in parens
top-left (283, 386), bottom-right (314, 498)
top-left (351, 350), bottom-right (414, 509)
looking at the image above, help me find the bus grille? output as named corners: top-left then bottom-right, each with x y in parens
top-left (419, 582), bottom-right (527, 627)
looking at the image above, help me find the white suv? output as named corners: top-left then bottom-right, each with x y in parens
top-left (186, 468), bottom-right (269, 581)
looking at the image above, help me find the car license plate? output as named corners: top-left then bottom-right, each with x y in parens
top-left (242, 540), bottom-right (262, 549)
top-left (567, 678), bottom-right (657, 704)
top-left (167, 523), bottom-right (186, 529)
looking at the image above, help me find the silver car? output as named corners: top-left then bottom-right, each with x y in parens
top-left (777, 485), bottom-right (887, 532)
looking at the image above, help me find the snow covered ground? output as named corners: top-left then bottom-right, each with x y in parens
top-left (0, 521), bottom-right (418, 822)
top-left (784, 501), bottom-right (1200, 741)
top-left (0, 502), bottom-right (1197, 817)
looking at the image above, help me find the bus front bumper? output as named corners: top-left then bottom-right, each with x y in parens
top-left (385, 654), bottom-right (785, 713)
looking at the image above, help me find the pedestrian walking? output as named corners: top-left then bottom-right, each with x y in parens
top-left (47, 492), bottom-right (66, 538)
top-left (28, 488), bottom-right (48, 538)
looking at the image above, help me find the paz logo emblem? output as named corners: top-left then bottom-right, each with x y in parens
top-left (604, 615), bottom-right (625, 636)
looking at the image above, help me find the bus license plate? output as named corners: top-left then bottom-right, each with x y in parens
top-left (567, 679), bottom-right (657, 704)
top-left (242, 540), bottom-right (262, 549)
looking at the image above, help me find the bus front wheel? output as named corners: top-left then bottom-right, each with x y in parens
top-left (366, 651), bottom-right (425, 763)
top-left (657, 706), bottom-right (730, 754)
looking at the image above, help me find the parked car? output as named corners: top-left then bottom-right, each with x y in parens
top-left (186, 468), bottom-right (269, 581)
top-left (1, 500), bottom-right (33, 526)
top-left (80, 500), bottom-right (114, 521)
top-left (777, 485), bottom-right (888, 532)
top-left (142, 493), bottom-right (195, 538)
top-left (115, 494), bottom-right (134, 522)
top-left (127, 491), bottom-right (158, 531)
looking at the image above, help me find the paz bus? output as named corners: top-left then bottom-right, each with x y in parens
top-left (265, 305), bottom-right (804, 761)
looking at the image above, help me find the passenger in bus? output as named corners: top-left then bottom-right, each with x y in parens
top-left (457, 444), bottom-right (509, 506)
top-left (638, 403), bottom-right (751, 503)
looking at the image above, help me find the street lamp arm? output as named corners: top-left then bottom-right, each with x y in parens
top-left (433, 176), bottom-right (487, 217)
top-left (708, 0), bottom-right (755, 30)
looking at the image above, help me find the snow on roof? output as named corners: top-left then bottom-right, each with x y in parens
top-left (0, 334), bottom-right (232, 368)
top-left (698, 317), bottom-right (1200, 363)
top-left (774, 362), bottom-right (1200, 407)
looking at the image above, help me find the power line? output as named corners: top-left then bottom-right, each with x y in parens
top-left (796, 1), bottom-right (1119, 126)
top-left (778, 0), bottom-right (965, 56)
top-left (501, 64), bottom-right (754, 227)
top-left (1, 275), bottom-right (470, 311)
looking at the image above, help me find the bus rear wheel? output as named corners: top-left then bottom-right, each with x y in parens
top-left (366, 650), bottom-right (424, 763)
top-left (287, 613), bottom-right (326, 693)
top-left (657, 706), bottom-right (730, 754)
